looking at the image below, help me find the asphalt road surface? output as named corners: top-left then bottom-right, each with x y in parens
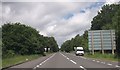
top-left (5, 52), bottom-right (120, 70)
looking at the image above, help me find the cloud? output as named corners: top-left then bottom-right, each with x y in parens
top-left (2, 0), bottom-right (119, 2)
top-left (1, 0), bottom-right (101, 2)
top-left (105, 0), bottom-right (120, 4)
top-left (1, 1), bottom-right (118, 46)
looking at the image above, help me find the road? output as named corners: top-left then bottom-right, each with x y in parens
top-left (5, 52), bottom-right (120, 70)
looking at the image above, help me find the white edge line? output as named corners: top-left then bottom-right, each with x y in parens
top-left (80, 66), bottom-right (86, 70)
top-left (107, 63), bottom-right (112, 66)
top-left (115, 65), bottom-right (120, 67)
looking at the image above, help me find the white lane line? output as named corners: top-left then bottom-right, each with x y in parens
top-left (39, 64), bottom-right (42, 65)
top-left (36, 65), bottom-right (39, 67)
top-left (107, 63), bottom-right (112, 66)
top-left (70, 60), bottom-right (77, 64)
top-left (101, 62), bottom-right (105, 64)
top-left (115, 65), bottom-right (120, 67)
top-left (33, 67), bottom-right (37, 70)
top-left (60, 53), bottom-right (69, 59)
top-left (60, 53), bottom-right (66, 57)
top-left (97, 61), bottom-right (100, 63)
top-left (60, 53), bottom-right (64, 56)
top-left (80, 66), bottom-right (86, 70)
top-left (92, 60), bottom-right (95, 61)
top-left (33, 53), bottom-right (56, 69)
top-left (64, 56), bottom-right (67, 58)
top-left (67, 57), bottom-right (70, 60)
top-left (60, 53), bottom-right (77, 65)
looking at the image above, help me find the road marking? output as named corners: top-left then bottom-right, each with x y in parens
top-left (39, 63), bottom-right (42, 65)
top-left (97, 61), bottom-right (100, 63)
top-left (60, 53), bottom-right (77, 65)
top-left (40, 53), bottom-right (55, 65)
top-left (101, 62), bottom-right (105, 64)
top-left (64, 56), bottom-right (67, 58)
top-left (60, 53), bottom-right (66, 58)
top-left (60, 53), bottom-right (70, 59)
top-left (80, 66), bottom-right (86, 70)
top-left (36, 65), bottom-right (39, 67)
top-left (67, 57), bottom-right (69, 60)
top-left (33, 53), bottom-right (56, 69)
top-left (92, 60), bottom-right (95, 61)
top-left (33, 67), bottom-right (37, 69)
top-left (115, 65), bottom-right (120, 67)
top-left (107, 63), bottom-right (112, 66)
top-left (70, 60), bottom-right (77, 64)
top-left (80, 66), bottom-right (84, 68)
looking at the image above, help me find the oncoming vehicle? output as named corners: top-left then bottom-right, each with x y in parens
top-left (75, 47), bottom-right (84, 56)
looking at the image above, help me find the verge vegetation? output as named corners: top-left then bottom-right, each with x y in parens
top-left (84, 52), bottom-right (118, 61)
top-left (2, 54), bottom-right (41, 68)
top-left (2, 23), bottom-right (59, 68)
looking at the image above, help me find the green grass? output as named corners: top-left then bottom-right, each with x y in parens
top-left (84, 52), bottom-right (118, 61)
top-left (2, 54), bottom-right (42, 68)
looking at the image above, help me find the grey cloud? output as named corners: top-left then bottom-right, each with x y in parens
top-left (1, 2), bottom-right (103, 46)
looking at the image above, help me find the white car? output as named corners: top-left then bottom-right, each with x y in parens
top-left (75, 47), bottom-right (84, 56)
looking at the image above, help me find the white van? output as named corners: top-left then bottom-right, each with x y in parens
top-left (75, 47), bottom-right (84, 56)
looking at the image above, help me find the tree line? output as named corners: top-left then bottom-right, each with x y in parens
top-left (61, 31), bottom-right (88, 52)
top-left (91, 3), bottom-right (120, 56)
top-left (61, 3), bottom-right (120, 55)
top-left (2, 23), bottom-right (59, 58)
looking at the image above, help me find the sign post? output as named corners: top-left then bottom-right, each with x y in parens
top-left (88, 30), bottom-right (116, 54)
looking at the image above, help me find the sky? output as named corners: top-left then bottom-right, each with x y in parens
top-left (0, 0), bottom-right (120, 47)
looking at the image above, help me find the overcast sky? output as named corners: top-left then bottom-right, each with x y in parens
top-left (1, 0), bottom-right (119, 47)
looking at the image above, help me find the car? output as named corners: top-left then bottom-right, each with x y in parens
top-left (75, 47), bottom-right (84, 56)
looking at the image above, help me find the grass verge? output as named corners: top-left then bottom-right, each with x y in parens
top-left (2, 54), bottom-right (42, 68)
top-left (84, 52), bottom-right (119, 62)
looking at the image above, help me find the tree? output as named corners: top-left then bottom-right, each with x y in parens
top-left (43, 37), bottom-right (59, 52)
top-left (91, 4), bottom-right (119, 30)
top-left (90, 3), bottom-right (120, 56)
top-left (112, 8), bottom-right (120, 57)
top-left (2, 22), bottom-right (59, 58)
top-left (61, 32), bottom-right (89, 52)
top-left (61, 40), bottom-right (72, 52)
top-left (48, 37), bottom-right (59, 52)
top-left (81, 31), bottom-right (89, 52)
